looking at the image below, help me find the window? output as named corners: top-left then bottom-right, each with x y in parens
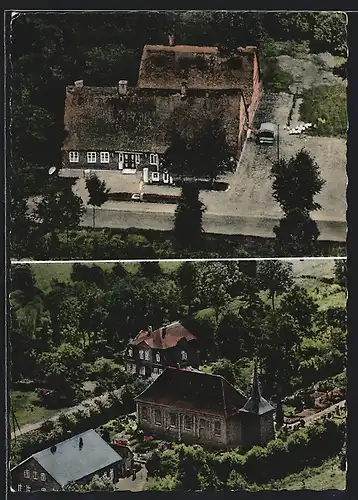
top-left (199, 418), bottom-right (206, 429)
top-left (109, 469), bottom-right (114, 480)
top-left (132, 364), bottom-right (137, 374)
top-left (170, 413), bottom-right (177, 427)
top-left (155, 409), bottom-right (162, 425)
top-left (125, 154), bottom-right (128, 160)
top-left (144, 350), bottom-right (150, 361)
top-left (135, 153), bottom-right (141, 165)
top-left (26, 486), bottom-right (31, 492)
top-left (153, 367), bottom-right (159, 374)
top-left (141, 406), bottom-right (148, 420)
top-left (119, 153), bottom-right (124, 163)
top-left (139, 350), bottom-right (144, 360)
top-left (100, 152), bottom-right (110, 163)
top-left (139, 366), bottom-right (145, 376)
top-left (181, 350), bottom-right (188, 361)
top-left (152, 171), bottom-right (160, 181)
top-left (24, 470), bottom-right (30, 479)
top-left (156, 353), bottom-right (161, 362)
top-left (159, 369), bottom-right (163, 374)
top-left (87, 152), bottom-right (97, 163)
top-left (33, 471), bottom-right (38, 480)
top-left (69, 151), bottom-right (79, 163)
top-left (214, 421), bottom-right (221, 436)
top-left (128, 348), bottom-right (133, 357)
top-left (184, 415), bottom-right (193, 430)
top-left (41, 488), bottom-right (46, 492)
top-left (17, 485), bottom-right (22, 492)
top-left (102, 471), bottom-right (108, 479)
top-left (40, 473), bottom-right (46, 482)
top-left (150, 153), bottom-right (159, 165)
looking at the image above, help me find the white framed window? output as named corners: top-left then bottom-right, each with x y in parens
top-left (33, 471), bottom-right (38, 480)
top-left (156, 353), bottom-right (161, 362)
top-left (144, 350), bottom-right (150, 361)
top-left (17, 484), bottom-right (22, 492)
top-left (181, 350), bottom-right (188, 361)
top-left (139, 366), bottom-right (145, 376)
top-left (150, 153), bottom-right (159, 165)
top-left (26, 485), bottom-right (31, 492)
top-left (128, 348), bottom-right (133, 357)
top-left (214, 421), bottom-right (221, 436)
top-left (139, 350), bottom-right (144, 360)
top-left (153, 367), bottom-right (159, 374)
top-left (24, 470), bottom-right (30, 479)
top-left (109, 469), bottom-right (114, 480)
top-left (69, 151), bottom-right (79, 163)
top-left (125, 154), bottom-right (128, 160)
top-left (119, 153), bottom-right (124, 163)
top-left (102, 471), bottom-right (108, 479)
top-left (40, 473), bottom-right (46, 482)
top-left (184, 415), bottom-right (193, 430)
top-left (100, 152), bottom-right (110, 163)
top-left (135, 153), bottom-right (141, 165)
top-left (41, 488), bottom-right (46, 492)
top-left (132, 364), bottom-right (137, 374)
top-left (155, 409), bottom-right (162, 425)
top-left (152, 171), bottom-right (160, 182)
top-left (87, 152), bottom-right (97, 163)
top-left (159, 369), bottom-right (163, 374)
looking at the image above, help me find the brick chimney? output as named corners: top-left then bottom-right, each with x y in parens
top-left (74, 79), bottom-right (84, 89)
top-left (180, 82), bottom-right (187, 99)
top-left (118, 80), bottom-right (128, 95)
top-left (168, 33), bottom-right (175, 46)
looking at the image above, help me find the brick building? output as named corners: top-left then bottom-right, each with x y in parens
top-left (134, 363), bottom-right (275, 450)
top-left (124, 321), bottom-right (200, 377)
top-left (10, 429), bottom-right (126, 492)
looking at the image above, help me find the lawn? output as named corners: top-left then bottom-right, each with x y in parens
top-left (10, 390), bottom-right (59, 430)
top-left (269, 457), bottom-right (346, 491)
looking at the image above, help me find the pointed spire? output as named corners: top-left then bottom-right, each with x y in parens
top-left (250, 360), bottom-right (261, 412)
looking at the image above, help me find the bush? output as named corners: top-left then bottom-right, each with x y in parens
top-left (262, 58), bottom-right (294, 93)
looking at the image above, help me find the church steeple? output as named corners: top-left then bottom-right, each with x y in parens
top-left (239, 359), bottom-right (274, 416)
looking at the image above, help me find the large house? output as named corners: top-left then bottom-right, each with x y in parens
top-left (124, 321), bottom-right (200, 377)
top-left (134, 363), bottom-right (275, 450)
top-left (10, 429), bottom-right (126, 492)
top-left (61, 38), bottom-right (261, 175)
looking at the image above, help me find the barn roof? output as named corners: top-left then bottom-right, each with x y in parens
top-left (134, 366), bottom-right (247, 417)
top-left (138, 44), bottom-right (257, 94)
top-left (130, 321), bottom-right (197, 350)
top-left (62, 85), bottom-right (243, 153)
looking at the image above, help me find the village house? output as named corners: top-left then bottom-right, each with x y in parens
top-left (10, 429), bottom-right (127, 492)
top-left (124, 321), bottom-right (200, 378)
top-left (134, 364), bottom-right (275, 450)
top-left (61, 37), bottom-right (261, 180)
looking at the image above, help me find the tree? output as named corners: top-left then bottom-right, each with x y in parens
top-left (279, 285), bottom-right (318, 336)
top-left (271, 149), bottom-right (325, 214)
top-left (176, 261), bottom-right (198, 314)
top-left (85, 173), bottom-right (110, 228)
top-left (174, 183), bottom-right (206, 250)
top-left (11, 265), bottom-right (36, 294)
top-left (334, 259), bottom-right (347, 288)
top-left (256, 260), bottom-right (294, 309)
top-left (273, 209), bottom-right (320, 256)
top-left (138, 262), bottom-right (163, 280)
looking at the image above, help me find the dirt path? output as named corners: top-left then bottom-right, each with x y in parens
top-left (287, 399), bottom-right (346, 430)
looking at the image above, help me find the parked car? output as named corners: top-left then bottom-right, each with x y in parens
top-left (257, 122), bottom-right (277, 144)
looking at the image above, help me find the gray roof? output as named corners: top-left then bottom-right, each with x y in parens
top-left (259, 122), bottom-right (276, 133)
top-left (32, 429), bottom-right (122, 487)
top-left (238, 362), bottom-right (275, 416)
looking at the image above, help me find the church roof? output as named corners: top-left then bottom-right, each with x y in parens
top-left (239, 362), bottom-right (275, 416)
top-left (134, 366), bottom-right (247, 417)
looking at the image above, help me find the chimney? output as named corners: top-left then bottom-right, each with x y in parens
top-left (74, 79), bottom-right (84, 89)
top-left (162, 326), bottom-right (167, 339)
top-left (168, 33), bottom-right (175, 46)
top-left (79, 437), bottom-right (83, 450)
top-left (180, 82), bottom-right (187, 99)
top-left (148, 326), bottom-right (153, 334)
top-left (118, 80), bottom-right (128, 95)
top-left (50, 445), bottom-right (57, 454)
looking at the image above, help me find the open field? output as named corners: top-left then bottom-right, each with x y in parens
top-left (10, 391), bottom-right (59, 430)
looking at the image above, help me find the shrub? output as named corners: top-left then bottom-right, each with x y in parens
top-left (262, 58), bottom-right (294, 93)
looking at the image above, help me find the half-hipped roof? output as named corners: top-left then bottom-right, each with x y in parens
top-left (130, 321), bottom-right (196, 350)
top-left (138, 44), bottom-right (258, 96)
top-left (134, 366), bottom-right (247, 417)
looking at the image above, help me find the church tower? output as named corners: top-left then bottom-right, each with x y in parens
top-left (238, 361), bottom-right (275, 448)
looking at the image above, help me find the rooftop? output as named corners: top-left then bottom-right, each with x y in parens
top-left (131, 321), bottom-right (197, 350)
top-left (138, 44), bottom-right (258, 93)
top-left (239, 363), bottom-right (275, 416)
top-left (134, 366), bottom-right (247, 416)
top-left (30, 429), bottom-right (122, 487)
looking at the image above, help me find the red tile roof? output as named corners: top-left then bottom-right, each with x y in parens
top-left (135, 366), bottom-right (247, 417)
top-left (130, 321), bottom-right (196, 350)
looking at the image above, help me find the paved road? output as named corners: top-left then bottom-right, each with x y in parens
top-left (11, 387), bottom-right (123, 440)
top-left (81, 206), bottom-right (346, 242)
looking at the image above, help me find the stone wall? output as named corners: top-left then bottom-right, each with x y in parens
top-left (260, 411), bottom-right (275, 445)
top-left (226, 415), bottom-right (243, 447)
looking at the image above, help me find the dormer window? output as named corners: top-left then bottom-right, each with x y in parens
top-left (150, 153), bottom-right (159, 165)
top-left (181, 350), bottom-right (188, 361)
top-left (156, 353), bottom-right (161, 362)
top-left (69, 151), bottom-right (79, 163)
top-left (87, 152), bottom-right (97, 163)
top-left (128, 348), bottom-right (133, 357)
top-left (139, 350), bottom-right (144, 360)
top-left (100, 152), bottom-right (110, 163)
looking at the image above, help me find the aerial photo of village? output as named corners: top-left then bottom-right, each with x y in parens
top-left (9, 11), bottom-right (347, 261)
top-left (9, 258), bottom-right (347, 492)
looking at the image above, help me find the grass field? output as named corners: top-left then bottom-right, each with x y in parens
top-left (10, 391), bottom-right (59, 430)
